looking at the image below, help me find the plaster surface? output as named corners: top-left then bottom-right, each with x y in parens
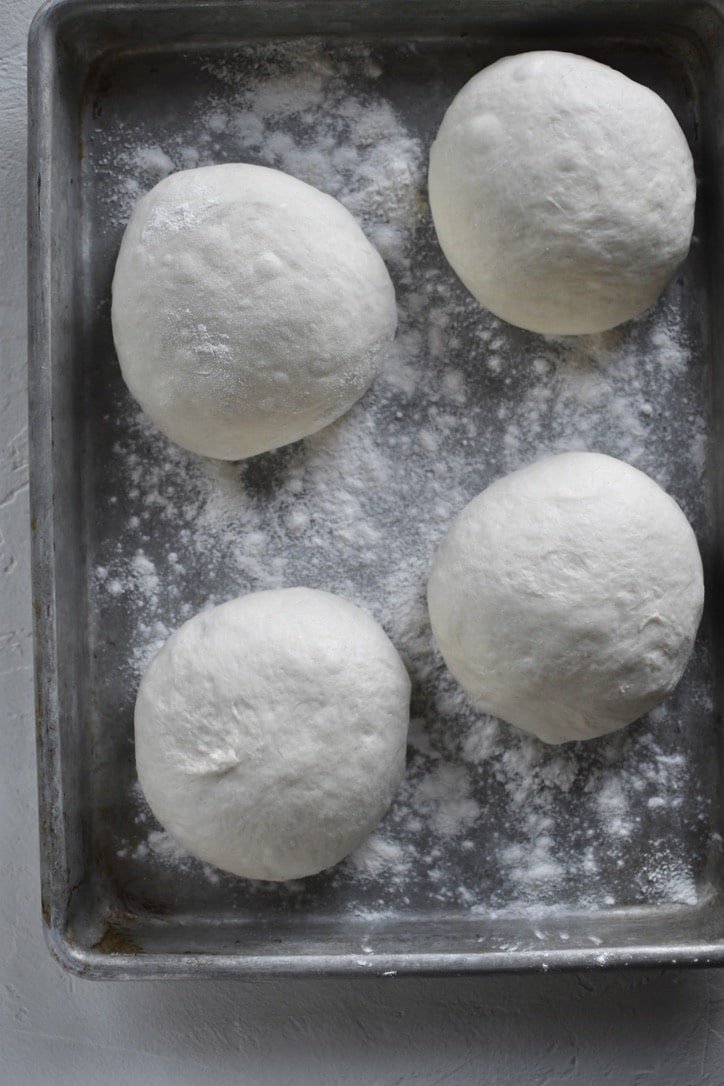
top-left (4, 2), bottom-right (724, 1082)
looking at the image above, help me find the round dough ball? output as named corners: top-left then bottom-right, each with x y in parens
top-left (428, 51), bottom-right (696, 335)
top-left (427, 452), bottom-right (704, 744)
top-left (112, 164), bottom-right (397, 460)
top-left (134, 587), bottom-right (411, 881)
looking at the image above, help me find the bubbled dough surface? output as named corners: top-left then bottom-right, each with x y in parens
top-left (428, 51), bottom-right (696, 335)
top-left (427, 452), bottom-right (704, 744)
top-left (134, 588), bottom-right (411, 881)
top-left (111, 163), bottom-right (397, 460)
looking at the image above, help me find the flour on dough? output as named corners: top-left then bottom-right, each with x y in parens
top-left (134, 587), bottom-right (411, 881)
top-left (427, 452), bottom-right (704, 744)
top-left (112, 164), bottom-right (397, 460)
top-left (428, 51), bottom-right (696, 335)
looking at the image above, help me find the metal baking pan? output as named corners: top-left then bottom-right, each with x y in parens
top-left (28, 0), bottom-right (724, 978)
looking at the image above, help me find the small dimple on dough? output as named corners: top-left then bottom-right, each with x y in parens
top-left (112, 164), bottom-right (397, 460)
top-left (253, 251), bottom-right (284, 279)
top-left (134, 587), bottom-right (411, 882)
top-left (428, 51), bottom-right (696, 335)
top-left (427, 452), bottom-right (704, 745)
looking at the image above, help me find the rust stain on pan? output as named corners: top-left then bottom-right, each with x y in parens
top-left (92, 926), bottom-right (143, 955)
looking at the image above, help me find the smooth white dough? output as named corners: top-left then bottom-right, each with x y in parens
top-left (134, 588), bottom-right (411, 881)
top-left (111, 164), bottom-right (397, 460)
top-left (428, 51), bottom-right (696, 335)
top-left (427, 452), bottom-right (704, 744)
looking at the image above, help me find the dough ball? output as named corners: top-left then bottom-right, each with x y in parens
top-left (427, 452), bottom-right (704, 744)
top-left (134, 587), bottom-right (411, 881)
top-left (428, 51), bottom-right (696, 335)
top-left (112, 164), bottom-right (397, 460)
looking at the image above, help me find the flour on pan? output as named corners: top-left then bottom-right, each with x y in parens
top-left (90, 39), bottom-right (713, 915)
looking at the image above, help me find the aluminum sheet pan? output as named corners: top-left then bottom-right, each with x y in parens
top-left (28, 0), bottom-right (724, 978)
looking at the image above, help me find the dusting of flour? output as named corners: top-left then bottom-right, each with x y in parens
top-left (86, 39), bottom-right (715, 924)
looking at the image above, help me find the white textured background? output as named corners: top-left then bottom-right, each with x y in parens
top-left (5, 1), bottom-right (724, 1082)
